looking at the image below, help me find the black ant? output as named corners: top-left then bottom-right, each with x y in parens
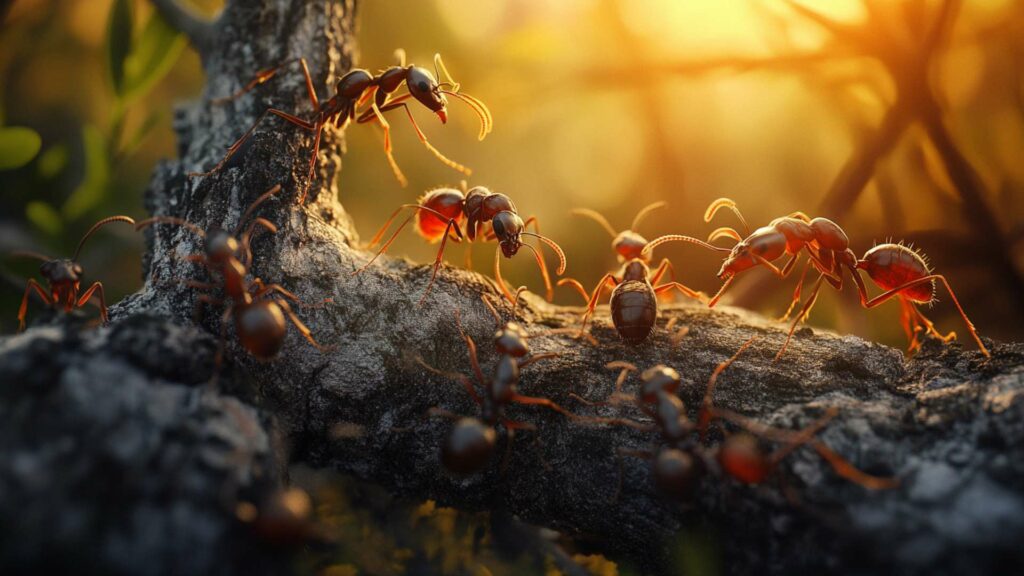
top-left (136, 185), bottom-right (330, 362)
top-left (557, 202), bottom-right (707, 343)
top-left (14, 215), bottom-right (135, 331)
top-left (190, 50), bottom-right (492, 202)
top-left (418, 290), bottom-right (573, 474)
top-left (643, 197), bottom-right (989, 359)
top-left (353, 182), bottom-right (566, 305)
top-left (577, 339), bottom-right (896, 501)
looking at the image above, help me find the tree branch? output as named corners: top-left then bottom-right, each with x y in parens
top-left (150, 0), bottom-right (214, 50)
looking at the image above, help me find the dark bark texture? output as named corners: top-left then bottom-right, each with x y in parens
top-left (2, 1), bottom-right (1024, 575)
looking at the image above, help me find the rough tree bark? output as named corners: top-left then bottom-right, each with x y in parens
top-left (2, 1), bottom-right (1023, 575)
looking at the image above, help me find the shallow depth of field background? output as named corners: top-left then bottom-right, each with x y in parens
top-left (2, 0), bottom-right (1023, 348)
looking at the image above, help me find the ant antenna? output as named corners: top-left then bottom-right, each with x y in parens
top-left (135, 216), bottom-right (207, 239)
top-left (704, 198), bottom-right (750, 235)
top-left (630, 201), bottom-right (667, 232)
top-left (73, 215), bottom-right (135, 261)
top-left (439, 89), bottom-right (492, 140)
top-left (642, 235), bottom-right (732, 258)
top-left (434, 53), bottom-right (459, 92)
top-left (521, 232), bottom-right (566, 275)
top-left (395, 48), bottom-right (407, 67)
top-left (9, 250), bottom-right (52, 263)
top-left (570, 208), bottom-right (617, 238)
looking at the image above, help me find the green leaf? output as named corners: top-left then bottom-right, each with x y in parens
top-left (26, 201), bottom-right (63, 236)
top-left (105, 0), bottom-right (134, 95)
top-left (62, 125), bottom-right (110, 220)
top-left (120, 110), bottom-right (162, 158)
top-left (0, 126), bottom-right (42, 170)
top-left (121, 10), bottom-right (186, 103)
top-left (37, 144), bottom-right (69, 179)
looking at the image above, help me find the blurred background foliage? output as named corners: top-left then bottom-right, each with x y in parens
top-left (2, 0), bottom-right (1023, 346)
top-left (3, 1), bottom-right (1022, 573)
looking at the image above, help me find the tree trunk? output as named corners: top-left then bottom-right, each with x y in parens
top-left (2, 1), bottom-right (1023, 575)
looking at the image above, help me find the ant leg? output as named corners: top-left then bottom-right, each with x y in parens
top-left (861, 274), bottom-right (988, 356)
top-left (698, 336), bottom-right (757, 441)
top-left (189, 109), bottom-right (317, 178)
top-left (18, 279), bottom-right (51, 332)
top-left (194, 294), bottom-right (223, 323)
top-left (418, 218), bottom-right (463, 304)
top-left (707, 274), bottom-right (737, 308)
top-left (555, 273), bottom-right (617, 335)
top-left (353, 204), bottom-right (464, 275)
top-left (252, 282), bottom-right (331, 308)
top-left (453, 310), bottom-right (488, 390)
top-left (297, 122), bottom-right (323, 204)
top-left (212, 58), bottom-right (321, 111)
top-left (509, 393), bottom-right (572, 418)
top-left (911, 302), bottom-right (957, 343)
top-left (240, 217), bottom-right (278, 266)
top-left (389, 99), bottom-right (472, 175)
top-left (415, 355), bottom-right (481, 405)
top-left (654, 282), bottom-right (707, 303)
top-left (648, 258), bottom-right (678, 285)
top-left (500, 419), bottom-right (537, 473)
top-left (517, 352), bottom-right (559, 370)
top-left (520, 216), bottom-right (554, 302)
top-left (365, 90), bottom-right (408, 187)
top-left (276, 299), bottom-right (334, 352)
top-left (493, 246), bottom-right (517, 303)
top-left (774, 275), bottom-right (826, 362)
top-left (898, 297), bottom-right (920, 353)
top-left (779, 257), bottom-right (812, 322)
top-left (213, 306), bottom-right (233, 384)
top-left (75, 282), bottom-right (108, 324)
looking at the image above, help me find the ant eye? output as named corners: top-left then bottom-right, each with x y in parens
top-left (492, 217), bottom-right (506, 237)
top-left (417, 81), bottom-right (429, 92)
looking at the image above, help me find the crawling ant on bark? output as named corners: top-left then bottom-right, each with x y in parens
top-left (136, 185), bottom-right (330, 362)
top-left (643, 198), bottom-right (989, 360)
top-left (353, 182), bottom-right (566, 305)
top-left (13, 215), bottom-right (135, 331)
top-left (417, 291), bottom-right (572, 474)
top-left (556, 202), bottom-right (706, 343)
top-left (580, 339), bottom-right (896, 500)
top-left (190, 50), bottom-right (492, 202)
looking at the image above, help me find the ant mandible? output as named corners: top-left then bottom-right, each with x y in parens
top-left (14, 215), bottom-right (135, 331)
top-left (418, 291), bottom-right (572, 474)
top-left (557, 202), bottom-right (707, 343)
top-left (136, 185), bottom-right (330, 361)
top-left (643, 198), bottom-right (989, 360)
top-left (589, 339), bottom-right (896, 500)
top-left (190, 50), bottom-right (492, 202)
top-left (353, 182), bottom-right (566, 305)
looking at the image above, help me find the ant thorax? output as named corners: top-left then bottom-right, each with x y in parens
top-left (620, 260), bottom-right (649, 283)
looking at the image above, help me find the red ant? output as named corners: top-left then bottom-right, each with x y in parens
top-left (578, 338), bottom-right (896, 500)
top-left (14, 215), bottom-right (135, 332)
top-left (643, 198), bottom-right (990, 360)
top-left (556, 202), bottom-right (707, 343)
top-left (418, 292), bottom-right (573, 474)
top-left (353, 182), bottom-right (566, 305)
top-left (190, 50), bottom-right (492, 202)
top-left (136, 185), bottom-right (330, 361)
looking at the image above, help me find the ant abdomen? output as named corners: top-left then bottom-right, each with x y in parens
top-left (610, 281), bottom-right (657, 344)
top-left (441, 417), bottom-right (497, 474)
top-left (859, 243), bottom-right (934, 304)
top-left (416, 188), bottom-right (466, 239)
top-left (235, 300), bottom-right (288, 360)
top-left (654, 448), bottom-right (704, 500)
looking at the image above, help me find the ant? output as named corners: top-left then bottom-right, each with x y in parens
top-left (556, 202), bottom-right (707, 343)
top-left (418, 290), bottom-right (573, 474)
top-left (190, 50), bottom-right (492, 202)
top-left (14, 215), bottom-right (135, 331)
top-left (353, 182), bottom-right (566, 305)
top-left (643, 197), bottom-right (990, 360)
top-left (136, 185), bottom-right (330, 362)
top-left (578, 339), bottom-right (896, 501)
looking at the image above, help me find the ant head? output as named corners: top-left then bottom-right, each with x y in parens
top-left (39, 259), bottom-right (83, 285)
top-left (441, 417), bottom-right (496, 475)
top-left (639, 365), bottom-right (681, 403)
top-left (235, 300), bottom-right (287, 360)
top-left (718, 227), bottom-right (786, 279)
top-left (654, 448), bottom-right (704, 500)
top-left (205, 228), bottom-right (240, 263)
top-left (406, 67), bottom-right (448, 123)
top-left (613, 230), bottom-right (649, 262)
top-left (718, 433), bottom-right (769, 485)
top-left (494, 322), bottom-right (530, 357)
top-left (492, 211), bottom-right (524, 258)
